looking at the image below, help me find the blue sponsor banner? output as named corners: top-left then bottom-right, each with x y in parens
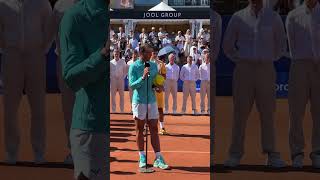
top-left (276, 72), bottom-right (289, 98)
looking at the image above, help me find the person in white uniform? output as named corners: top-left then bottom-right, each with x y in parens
top-left (110, 48), bottom-right (127, 113)
top-left (190, 46), bottom-right (201, 66)
top-left (180, 56), bottom-right (200, 115)
top-left (175, 31), bottom-right (185, 52)
top-left (223, 0), bottom-right (287, 168)
top-left (127, 50), bottom-right (138, 106)
top-left (199, 53), bottom-right (210, 114)
top-left (164, 53), bottom-right (180, 114)
top-left (286, 0), bottom-right (320, 168)
top-left (0, 0), bottom-right (53, 164)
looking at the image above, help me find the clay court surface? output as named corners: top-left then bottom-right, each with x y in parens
top-left (0, 92), bottom-right (210, 180)
top-left (110, 92), bottom-right (210, 180)
top-left (1, 94), bottom-right (320, 180)
top-left (214, 97), bottom-right (320, 180)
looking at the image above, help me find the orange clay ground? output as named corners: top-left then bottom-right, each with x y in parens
top-left (214, 97), bottom-right (320, 180)
top-left (0, 92), bottom-right (210, 180)
top-left (110, 91), bottom-right (210, 180)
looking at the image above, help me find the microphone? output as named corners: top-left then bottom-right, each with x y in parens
top-left (144, 62), bottom-right (150, 77)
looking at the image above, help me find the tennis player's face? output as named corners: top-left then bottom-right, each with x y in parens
top-left (142, 48), bottom-right (152, 61)
top-left (152, 51), bottom-right (158, 59)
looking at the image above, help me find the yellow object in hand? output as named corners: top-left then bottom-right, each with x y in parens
top-left (153, 74), bottom-right (165, 86)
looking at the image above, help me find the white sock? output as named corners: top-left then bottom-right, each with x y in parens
top-left (139, 151), bottom-right (145, 157)
top-left (160, 122), bottom-right (164, 129)
top-left (155, 152), bottom-right (162, 159)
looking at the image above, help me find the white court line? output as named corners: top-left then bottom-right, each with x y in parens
top-left (112, 150), bottom-right (210, 154)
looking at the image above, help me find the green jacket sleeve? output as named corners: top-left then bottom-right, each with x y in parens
top-left (59, 13), bottom-right (106, 91)
top-left (128, 64), bottom-right (144, 90)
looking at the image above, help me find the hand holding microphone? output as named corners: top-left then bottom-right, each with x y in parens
top-left (142, 62), bottom-right (150, 80)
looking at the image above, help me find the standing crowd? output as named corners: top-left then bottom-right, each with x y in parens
top-left (110, 26), bottom-right (211, 116)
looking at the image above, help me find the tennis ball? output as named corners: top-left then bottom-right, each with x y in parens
top-left (153, 74), bottom-right (165, 86)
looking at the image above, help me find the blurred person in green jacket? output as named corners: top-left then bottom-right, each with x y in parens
top-left (52, 0), bottom-right (78, 165)
top-left (59, 0), bottom-right (109, 179)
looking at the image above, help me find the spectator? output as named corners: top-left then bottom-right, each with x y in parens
top-left (139, 28), bottom-right (148, 45)
top-left (184, 29), bottom-right (193, 56)
top-left (175, 31), bottom-right (185, 52)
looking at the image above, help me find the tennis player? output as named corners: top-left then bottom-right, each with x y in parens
top-left (128, 44), bottom-right (169, 170)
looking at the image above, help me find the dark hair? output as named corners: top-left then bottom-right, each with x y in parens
top-left (152, 46), bottom-right (159, 52)
top-left (187, 56), bottom-right (193, 59)
top-left (159, 55), bottom-right (166, 61)
top-left (139, 44), bottom-right (152, 54)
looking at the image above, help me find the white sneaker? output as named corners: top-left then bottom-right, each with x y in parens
top-left (224, 156), bottom-right (241, 168)
top-left (311, 154), bottom-right (320, 169)
top-left (172, 110), bottom-right (177, 114)
top-left (192, 110), bottom-right (197, 115)
top-left (5, 154), bottom-right (17, 165)
top-left (64, 154), bottom-right (73, 165)
top-left (164, 110), bottom-right (168, 114)
top-left (34, 154), bottom-right (47, 165)
top-left (181, 110), bottom-right (186, 114)
top-left (267, 153), bottom-right (286, 168)
top-left (201, 110), bottom-right (206, 114)
top-left (292, 154), bottom-right (304, 168)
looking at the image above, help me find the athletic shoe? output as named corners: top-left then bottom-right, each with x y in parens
top-left (224, 156), bottom-right (241, 168)
top-left (139, 154), bottom-right (147, 168)
top-left (266, 153), bottom-right (286, 168)
top-left (164, 110), bottom-right (169, 114)
top-left (207, 110), bottom-right (210, 115)
top-left (192, 110), bottom-right (197, 115)
top-left (292, 154), bottom-right (304, 168)
top-left (34, 154), bottom-right (47, 165)
top-left (159, 128), bottom-right (169, 135)
top-left (64, 153), bottom-right (73, 165)
top-left (181, 110), bottom-right (186, 114)
top-left (153, 156), bottom-right (169, 170)
top-left (172, 110), bottom-right (177, 115)
top-left (201, 110), bottom-right (206, 114)
top-left (5, 154), bottom-right (17, 165)
top-left (311, 153), bottom-right (320, 169)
